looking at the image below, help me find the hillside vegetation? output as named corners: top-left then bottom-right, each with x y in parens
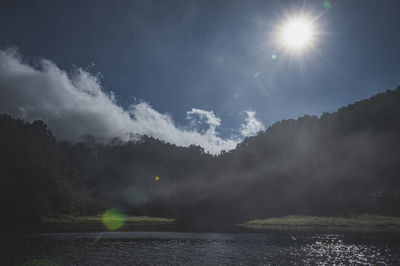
top-left (1, 86), bottom-right (400, 228)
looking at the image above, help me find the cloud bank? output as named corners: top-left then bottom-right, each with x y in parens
top-left (240, 110), bottom-right (264, 137)
top-left (0, 49), bottom-right (264, 154)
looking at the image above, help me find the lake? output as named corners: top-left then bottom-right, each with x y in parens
top-left (2, 230), bottom-right (400, 265)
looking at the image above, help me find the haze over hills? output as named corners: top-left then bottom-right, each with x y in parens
top-left (1, 86), bottom-right (400, 229)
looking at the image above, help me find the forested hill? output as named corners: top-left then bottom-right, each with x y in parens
top-left (1, 87), bottom-right (400, 228)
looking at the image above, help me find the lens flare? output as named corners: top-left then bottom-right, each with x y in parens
top-left (102, 208), bottom-right (125, 231)
top-left (123, 186), bottom-right (148, 207)
top-left (94, 235), bottom-right (102, 243)
top-left (323, 0), bottom-right (331, 8)
top-left (155, 176), bottom-right (160, 181)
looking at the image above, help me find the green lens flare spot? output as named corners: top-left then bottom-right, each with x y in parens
top-left (323, 0), bottom-right (331, 8)
top-left (102, 208), bottom-right (125, 231)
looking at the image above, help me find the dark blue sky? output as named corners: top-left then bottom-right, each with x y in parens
top-left (1, 0), bottom-right (400, 136)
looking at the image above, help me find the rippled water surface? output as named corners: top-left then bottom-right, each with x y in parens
top-left (2, 231), bottom-right (400, 265)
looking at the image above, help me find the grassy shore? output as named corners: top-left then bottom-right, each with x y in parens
top-left (41, 214), bottom-right (174, 224)
top-left (241, 215), bottom-right (400, 231)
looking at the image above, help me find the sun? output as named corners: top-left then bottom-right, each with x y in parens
top-left (280, 18), bottom-right (314, 50)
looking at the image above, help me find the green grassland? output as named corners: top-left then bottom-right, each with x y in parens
top-left (242, 215), bottom-right (400, 231)
top-left (42, 214), bottom-right (174, 224)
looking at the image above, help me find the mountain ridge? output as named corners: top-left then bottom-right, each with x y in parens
top-left (1, 86), bottom-right (399, 228)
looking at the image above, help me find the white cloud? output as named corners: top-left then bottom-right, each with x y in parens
top-left (187, 108), bottom-right (221, 128)
top-left (240, 110), bottom-right (265, 137)
top-left (0, 48), bottom-right (264, 154)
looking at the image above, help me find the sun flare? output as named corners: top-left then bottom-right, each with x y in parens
top-left (280, 18), bottom-right (314, 50)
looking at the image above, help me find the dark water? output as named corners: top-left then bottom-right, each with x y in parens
top-left (2, 231), bottom-right (400, 265)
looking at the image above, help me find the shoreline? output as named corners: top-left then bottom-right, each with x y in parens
top-left (4, 222), bottom-right (400, 235)
top-left (4, 214), bottom-right (400, 234)
top-left (239, 224), bottom-right (400, 233)
top-left (240, 214), bottom-right (400, 233)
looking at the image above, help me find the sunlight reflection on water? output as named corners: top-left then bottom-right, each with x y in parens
top-left (2, 231), bottom-right (400, 265)
top-left (301, 234), bottom-right (394, 265)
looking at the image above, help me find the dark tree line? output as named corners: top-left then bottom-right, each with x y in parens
top-left (1, 86), bottom-right (400, 228)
